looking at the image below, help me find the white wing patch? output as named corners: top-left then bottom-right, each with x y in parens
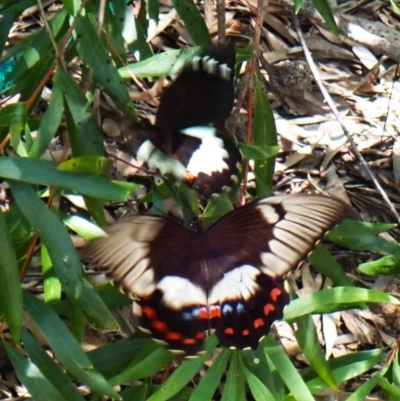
top-left (137, 139), bottom-right (187, 179)
top-left (183, 126), bottom-right (229, 176)
top-left (209, 265), bottom-right (260, 304)
top-left (158, 276), bottom-right (207, 309)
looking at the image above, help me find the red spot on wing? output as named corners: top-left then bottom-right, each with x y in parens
top-left (196, 332), bottom-right (206, 340)
top-left (242, 329), bottom-right (250, 336)
top-left (152, 320), bottom-right (168, 332)
top-left (142, 306), bottom-right (156, 319)
top-left (183, 338), bottom-right (196, 345)
top-left (254, 318), bottom-right (264, 328)
top-left (263, 304), bottom-right (275, 316)
top-left (224, 328), bottom-right (234, 335)
top-left (165, 332), bottom-right (182, 340)
top-left (199, 307), bottom-right (208, 319)
top-left (209, 305), bottom-right (221, 318)
top-left (270, 288), bottom-right (282, 302)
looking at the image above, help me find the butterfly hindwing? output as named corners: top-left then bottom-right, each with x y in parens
top-left (155, 44), bottom-right (236, 135)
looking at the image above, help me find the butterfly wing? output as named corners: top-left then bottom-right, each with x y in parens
top-left (155, 44), bottom-right (236, 136)
top-left (83, 216), bottom-right (211, 354)
top-left (204, 194), bottom-right (351, 349)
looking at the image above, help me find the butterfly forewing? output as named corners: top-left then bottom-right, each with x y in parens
top-left (207, 194), bottom-right (350, 278)
top-left (83, 194), bottom-right (351, 355)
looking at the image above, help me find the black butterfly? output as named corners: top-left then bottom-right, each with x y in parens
top-left (137, 44), bottom-right (242, 199)
top-left (84, 194), bottom-right (350, 355)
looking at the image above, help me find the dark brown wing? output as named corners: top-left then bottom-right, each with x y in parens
top-left (83, 216), bottom-right (192, 298)
top-left (206, 194), bottom-right (351, 278)
top-left (83, 215), bottom-right (211, 354)
top-left (203, 194), bottom-right (351, 349)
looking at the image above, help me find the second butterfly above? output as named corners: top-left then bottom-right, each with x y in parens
top-left (84, 194), bottom-right (352, 356)
top-left (137, 44), bottom-right (242, 200)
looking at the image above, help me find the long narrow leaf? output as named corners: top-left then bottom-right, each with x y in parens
top-left (263, 336), bottom-right (315, 401)
top-left (23, 291), bottom-right (120, 399)
top-left (22, 329), bottom-right (86, 401)
top-left (5, 342), bottom-right (70, 401)
top-left (0, 209), bottom-right (22, 342)
top-left (0, 157), bottom-right (135, 201)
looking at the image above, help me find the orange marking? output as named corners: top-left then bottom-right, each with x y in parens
top-left (152, 320), bottom-right (167, 332)
top-left (209, 305), bottom-right (221, 319)
top-left (196, 332), bottom-right (206, 340)
top-left (183, 338), bottom-right (196, 345)
top-left (254, 318), bottom-right (264, 328)
top-left (224, 328), bottom-right (234, 335)
top-left (263, 304), bottom-right (275, 316)
top-left (270, 288), bottom-right (282, 302)
top-left (142, 306), bottom-right (156, 319)
top-left (242, 329), bottom-right (250, 336)
top-left (199, 308), bottom-right (208, 319)
top-left (187, 172), bottom-right (196, 183)
top-left (165, 331), bottom-right (182, 340)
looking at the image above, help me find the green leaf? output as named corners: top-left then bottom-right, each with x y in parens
top-left (23, 291), bottom-right (120, 399)
top-left (241, 347), bottom-right (281, 399)
top-left (120, 47), bottom-right (201, 79)
top-left (110, 341), bottom-right (174, 385)
top-left (57, 67), bottom-right (105, 157)
top-left (88, 335), bottom-right (154, 377)
top-left (221, 351), bottom-right (246, 401)
top-left (285, 287), bottom-right (399, 321)
top-left (0, 102), bottom-right (27, 126)
top-left (375, 376), bottom-right (400, 397)
top-left (309, 0), bottom-right (339, 35)
top-left (61, 213), bottom-right (106, 240)
top-left (308, 243), bottom-right (354, 287)
top-left (41, 244), bottom-right (62, 303)
top-left (9, 180), bottom-right (117, 328)
top-left (263, 336), bottom-right (315, 401)
top-left (59, 156), bottom-right (113, 175)
top-left (345, 377), bottom-right (378, 401)
top-left (359, 255), bottom-right (400, 276)
top-left (329, 219), bottom-right (396, 238)
top-left (0, 209), bottom-right (22, 342)
top-left (305, 349), bottom-right (385, 393)
top-left (242, 364), bottom-right (276, 401)
top-left (5, 342), bottom-right (69, 401)
top-left (146, 335), bottom-right (218, 401)
top-left (0, 157), bottom-right (134, 201)
top-left (10, 180), bottom-right (83, 299)
top-left (202, 192), bottom-right (234, 228)
top-left (22, 329), bottom-right (86, 401)
top-left (29, 70), bottom-right (63, 157)
top-left (294, 314), bottom-right (337, 390)
top-left (390, 0), bottom-right (400, 15)
top-left (240, 143), bottom-right (280, 161)
top-left (253, 76), bottom-right (277, 195)
top-left (189, 349), bottom-right (230, 401)
top-left (170, 0), bottom-right (211, 45)
top-left (74, 14), bottom-right (138, 120)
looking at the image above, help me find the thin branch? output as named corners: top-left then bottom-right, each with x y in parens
top-left (216, 0), bottom-right (226, 44)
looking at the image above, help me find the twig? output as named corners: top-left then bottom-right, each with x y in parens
top-left (292, 13), bottom-right (400, 224)
top-left (216, 0), bottom-right (226, 44)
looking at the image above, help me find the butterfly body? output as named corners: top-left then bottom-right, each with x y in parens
top-left (84, 194), bottom-right (351, 355)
